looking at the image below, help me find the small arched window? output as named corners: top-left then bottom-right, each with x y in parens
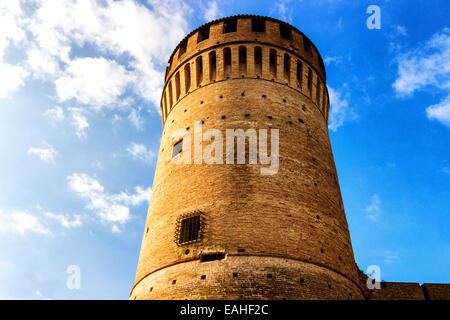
top-left (254, 46), bottom-right (262, 77)
top-left (296, 60), bottom-right (303, 88)
top-left (184, 63), bottom-right (191, 92)
top-left (239, 46), bottom-right (247, 75)
top-left (168, 81), bottom-right (173, 107)
top-left (307, 68), bottom-right (312, 93)
top-left (223, 47), bottom-right (232, 78)
top-left (209, 51), bottom-right (216, 82)
top-left (196, 56), bottom-right (203, 87)
top-left (269, 49), bottom-right (277, 79)
top-left (175, 72), bottom-right (181, 100)
top-left (283, 54), bottom-right (290, 82)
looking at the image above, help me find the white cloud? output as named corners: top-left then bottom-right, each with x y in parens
top-left (393, 28), bottom-right (450, 96)
top-left (383, 250), bottom-right (399, 264)
top-left (26, 46), bottom-right (59, 78)
top-left (127, 143), bottom-right (155, 163)
top-left (273, 0), bottom-right (292, 23)
top-left (68, 173), bottom-right (104, 194)
top-left (128, 107), bottom-right (144, 130)
top-left (0, 62), bottom-right (27, 99)
top-left (110, 186), bottom-right (151, 206)
top-left (0, 210), bottom-right (50, 235)
top-left (112, 114), bottom-right (122, 124)
top-left (324, 56), bottom-right (342, 65)
top-left (44, 106), bottom-right (64, 121)
top-left (328, 86), bottom-right (354, 131)
top-left (55, 57), bottom-right (132, 108)
top-left (27, 0), bottom-right (188, 108)
top-left (426, 94), bottom-right (450, 127)
top-left (111, 225), bottom-right (121, 233)
top-left (202, 1), bottom-right (221, 22)
top-left (44, 212), bottom-right (82, 228)
top-left (364, 194), bottom-right (381, 221)
top-left (27, 142), bottom-right (57, 163)
top-left (394, 26), bottom-right (408, 37)
top-left (67, 173), bottom-right (150, 226)
top-left (68, 107), bottom-right (89, 138)
top-left (1, 0), bottom-right (190, 114)
top-left (0, 3), bottom-right (27, 98)
top-left (0, 2), bottom-right (26, 52)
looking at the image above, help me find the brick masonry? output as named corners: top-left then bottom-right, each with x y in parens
top-left (130, 15), bottom-right (449, 300)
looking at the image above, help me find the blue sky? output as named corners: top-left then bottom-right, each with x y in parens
top-left (0, 0), bottom-right (449, 299)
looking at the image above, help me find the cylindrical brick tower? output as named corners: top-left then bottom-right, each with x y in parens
top-left (131, 15), bottom-right (365, 300)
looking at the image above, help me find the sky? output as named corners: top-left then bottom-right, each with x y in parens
top-left (0, 0), bottom-right (449, 299)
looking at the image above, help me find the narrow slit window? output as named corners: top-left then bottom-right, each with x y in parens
top-left (175, 212), bottom-right (204, 246)
top-left (307, 68), bottom-right (312, 93)
top-left (251, 18), bottom-right (265, 32)
top-left (209, 51), bottom-right (216, 82)
top-left (223, 47), bottom-right (232, 78)
top-left (223, 19), bottom-right (237, 33)
top-left (196, 56), bottom-right (203, 87)
top-left (184, 63), bottom-right (191, 92)
top-left (239, 46), bottom-right (247, 75)
top-left (197, 26), bottom-right (210, 43)
top-left (254, 46), bottom-right (262, 77)
top-left (175, 72), bottom-right (181, 100)
top-left (163, 94), bottom-right (167, 116)
top-left (172, 139), bottom-right (183, 158)
top-left (296, 60), bottom-right (303, 88)
top-left (269, 49), bottom-right (277, 79)
top-left (168, 81), bottom-right (173, 107)
top-left (284, 53), bottom-right (290, 82)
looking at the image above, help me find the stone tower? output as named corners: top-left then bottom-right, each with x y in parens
top-left (130, 15), bottom-right (365, 300)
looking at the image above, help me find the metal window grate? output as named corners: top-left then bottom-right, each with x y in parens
top-left (175, 211), bottom-right (205, 246)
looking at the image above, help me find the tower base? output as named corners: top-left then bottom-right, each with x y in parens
top-left (130, 255), bottom-right (365, 300)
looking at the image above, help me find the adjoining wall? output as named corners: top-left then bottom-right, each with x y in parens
top-left (356, 269), bottom-right (450, 300)
top-left (366, 282), bottom-right (425, 300)
top-left (421, 283), bottom-right (450, 300)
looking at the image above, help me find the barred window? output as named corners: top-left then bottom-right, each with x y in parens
top-left (175, 211), bottom-right (204, 246)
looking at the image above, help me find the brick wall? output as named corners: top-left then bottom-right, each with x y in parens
top-left (130, 15), bottom-right (449, 300)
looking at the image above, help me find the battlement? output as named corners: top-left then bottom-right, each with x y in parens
top-left (160, 15), bottom-right (329, 125)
